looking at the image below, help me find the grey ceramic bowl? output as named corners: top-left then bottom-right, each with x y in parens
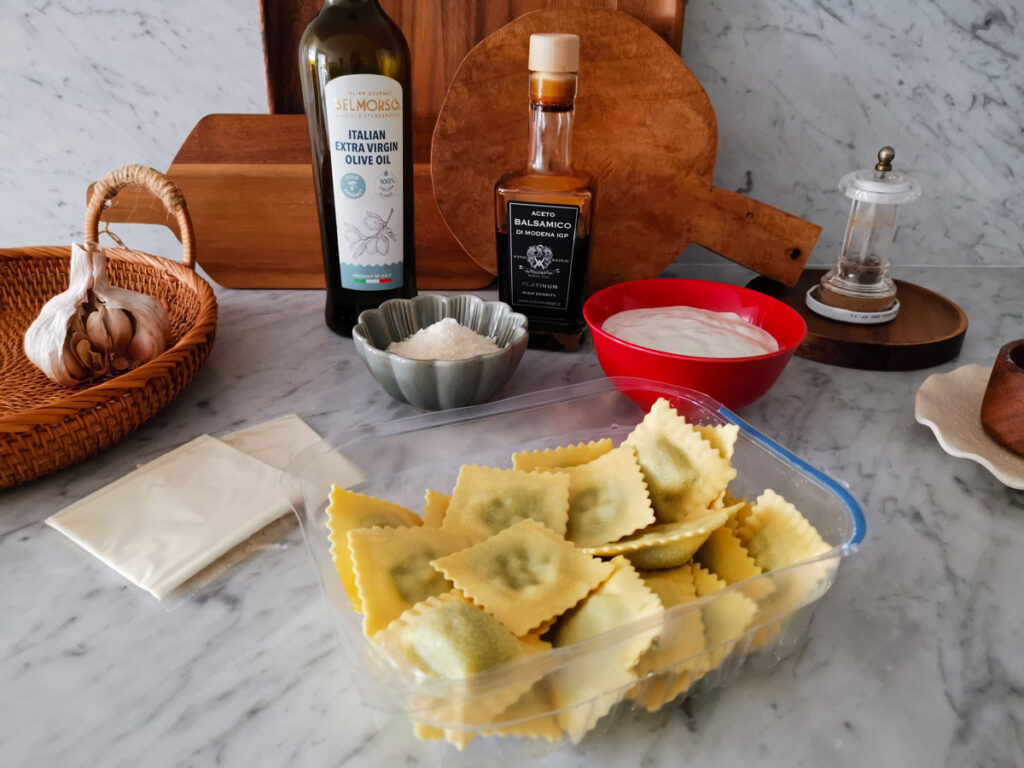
top-left (353, 294), bottom-right (529, 411)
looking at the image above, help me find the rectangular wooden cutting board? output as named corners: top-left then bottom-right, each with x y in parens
top-left (91, 113), bottom-right (489, 289)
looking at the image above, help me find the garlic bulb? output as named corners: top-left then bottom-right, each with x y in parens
top-left (24, 243), bottom-right (171, 385)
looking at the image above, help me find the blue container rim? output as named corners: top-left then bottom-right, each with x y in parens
top-left (719, 404), bottom-right (867, 552)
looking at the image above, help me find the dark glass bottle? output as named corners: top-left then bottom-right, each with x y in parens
top-left (495, 33), bottom-right (595, 352)
top-left (299, 0), bottom-right (416, 336)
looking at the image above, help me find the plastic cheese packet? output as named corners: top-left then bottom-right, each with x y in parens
top-left (46, 414), bottom-right (364, 603)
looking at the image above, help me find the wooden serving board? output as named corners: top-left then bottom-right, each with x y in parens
top-left (748, 269), bottom-right (969, 370)
top-left (431, 9), bottom-right (821, 290)
top-left (90, 114), bottom-right (493, 290)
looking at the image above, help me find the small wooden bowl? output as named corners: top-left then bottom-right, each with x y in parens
top-left (981, 339), bottom-right (1024, 456)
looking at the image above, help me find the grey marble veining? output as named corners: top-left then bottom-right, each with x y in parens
top-left (1, 1), bottom-right (1022, 266)
top-left (683, 0), bottom-right (1024, 267)
top-left (2, 264), bottom-right (1023, 767)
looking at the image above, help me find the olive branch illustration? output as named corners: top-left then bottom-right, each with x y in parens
top-left (343, 208), bottom-right (396, 261)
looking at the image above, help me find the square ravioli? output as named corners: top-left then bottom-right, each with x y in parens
top-left (561, 445), bottom-right (656, 548)
top-left (422, 489), bottom-right (451, 528)
top-left (326, 485), bottom-right (423, 612)
top-left (441, 465), bottom-right (570, 543)
top-left (348, 525), bottom-right (470, 635)
top-left (375, 592), bottom-right (547, 726)
top-left (549, 556), bottom-right (663, 741)
top-left (624, 398), bottom-right (736, 522)
top-left (432, 519), bottom-right (614, 636)
top-left (738, 489), bottom-right (831, 570)
top-left (631, 565), bottom-right (706, 711)
top-left (511, 439), bottom-right (614, 472)
top-left (581, 506), bottom-right (730, 570)
top-left (689, 563), bottom-right (758, 675)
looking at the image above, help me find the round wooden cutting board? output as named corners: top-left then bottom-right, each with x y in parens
top-left (748, 270), bottom-right (969, 371)
top-left (431, 8), bottom-right (819, 291)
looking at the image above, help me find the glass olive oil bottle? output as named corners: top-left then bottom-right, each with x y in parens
top-left (299, 0), bottom-right (416, 336)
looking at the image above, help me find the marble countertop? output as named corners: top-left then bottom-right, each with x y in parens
top-left (2, 263), bottom-right (1022, 767)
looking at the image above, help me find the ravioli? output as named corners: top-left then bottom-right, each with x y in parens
top-left (423, 489), bottom-right (451, 528)
top-left (689, 563), bottom-right (758, 677)
top-left (325, 485), bottom-right (423, 612)
top-left (631, 565), bottom-right (706, 711)
top-left (695, 525), bottom-right (774, 602)
top-left (581, 506), bottom-right (730, 571)
top-left (624, 399), bottom-right (736, 522)
top-left (375, 592), bottom-right (547, 727)
top-left (432, 519), bottom-right (613, 636)
top-left (562, 445), bottom-right (655, 548)
top-left (738, 489), bottom-right (831, 571)
top-left (549, 557), bottom-right (662, 742)
top-left (348, 526), bottom-right (469, 635)
top-left (441, 465), bottom-right (570, 543)
top-left (695, 422), bottom-right (740, 460)
top-left (511, 439), bottom-right (613, 472)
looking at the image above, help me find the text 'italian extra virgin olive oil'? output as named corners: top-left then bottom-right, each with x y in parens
top-left (300, 0), bottom-right (416, 336)
top-left (496, 33), bottom-right (595, 352)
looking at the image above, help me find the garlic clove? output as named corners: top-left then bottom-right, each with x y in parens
top-left (103, 307), bottom-right (133, 355)
top-left (61, 345), bottom-right (90, 382)
top-left (127, 326), bottom-right (165, 365)
top-left (85, 307), bottom-right (113, 354)
top-left (73, 336), bottom-right (94, 367)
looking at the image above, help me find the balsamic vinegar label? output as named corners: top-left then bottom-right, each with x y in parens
top-left (506, 202), bottom-right (579, 309)
top-left (324, 75), bottom-right (403, 290)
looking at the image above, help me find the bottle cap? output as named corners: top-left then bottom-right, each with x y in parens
top-left (529, 33), bottom-right (579, 73)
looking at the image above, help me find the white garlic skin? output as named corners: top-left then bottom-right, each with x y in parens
top-left (23, 243), bottom-right (171, 385)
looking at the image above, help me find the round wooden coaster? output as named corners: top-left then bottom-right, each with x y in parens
top-left (747, 270), bottom-right (968, 371)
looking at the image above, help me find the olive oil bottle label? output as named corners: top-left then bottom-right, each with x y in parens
top-left (506, 201), bottom-right (579, 309)
top-left (324, 75), bottom-right (404, 290)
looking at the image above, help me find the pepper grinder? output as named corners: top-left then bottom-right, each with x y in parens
top-left (806, 146), bottom-right (921, 324)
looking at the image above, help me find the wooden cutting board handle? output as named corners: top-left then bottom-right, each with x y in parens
top-left (685, 186), bottom-right (818, 281)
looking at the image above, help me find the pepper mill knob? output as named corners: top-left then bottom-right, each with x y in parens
top-left (875, 146), bottom-right (895, 172)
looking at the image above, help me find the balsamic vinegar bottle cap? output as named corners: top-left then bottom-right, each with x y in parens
top-left (529, 33), bottom-right (579, 73)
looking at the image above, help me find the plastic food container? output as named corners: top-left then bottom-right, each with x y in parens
top-left (285, 377), bottom-right (865, 750)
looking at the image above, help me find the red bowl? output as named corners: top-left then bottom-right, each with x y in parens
top-left (583, 279), bottom-right (807, 410)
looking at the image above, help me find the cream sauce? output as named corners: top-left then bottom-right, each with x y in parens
top-left (602, 306), bottom-right (778, 358)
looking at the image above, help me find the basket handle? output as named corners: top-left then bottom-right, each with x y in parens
top-left (85, 164), bottom-right (196, 270)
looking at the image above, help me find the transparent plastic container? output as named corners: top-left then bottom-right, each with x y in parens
top-left (285, 377), bottom-right (865, 748)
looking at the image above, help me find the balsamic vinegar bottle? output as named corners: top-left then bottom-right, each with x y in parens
top-left (495, 33), bottom-right (595, 352)
top-left (299, 0), bottom-right (416, 336)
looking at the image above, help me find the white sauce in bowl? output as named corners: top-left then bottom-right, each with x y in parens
top-left (601, 306), bottom-right (779, 358)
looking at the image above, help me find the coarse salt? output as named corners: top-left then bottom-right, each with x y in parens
top-left (387, 317), bottom-right (500, 360)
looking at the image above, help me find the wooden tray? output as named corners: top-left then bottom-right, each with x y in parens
top-left (431, 8), bottom-right (821, 291)
top-left (748, 269), bottom-right (968, 370)
top-left (89, 115), bottom-right (493, 290)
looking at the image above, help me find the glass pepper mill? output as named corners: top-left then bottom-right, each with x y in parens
top-left (811, 146), bottom-right (921, 323)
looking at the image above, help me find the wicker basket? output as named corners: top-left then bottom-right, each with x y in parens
top-left (0, 165), bottom-right (218, 489)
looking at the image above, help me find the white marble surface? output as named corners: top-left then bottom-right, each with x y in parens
top-left (1, 1), bottom-right (1023, 266)
top-left (2, 264), bottom-right (1023, 767)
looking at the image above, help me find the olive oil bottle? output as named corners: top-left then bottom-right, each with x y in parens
top-left (299, 0), bottom-right (416, 336)
top-left (495, 34), bottom-right (595, 351)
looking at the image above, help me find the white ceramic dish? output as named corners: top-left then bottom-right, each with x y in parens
top-left (915, 364), bottom-right (1024, 489)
